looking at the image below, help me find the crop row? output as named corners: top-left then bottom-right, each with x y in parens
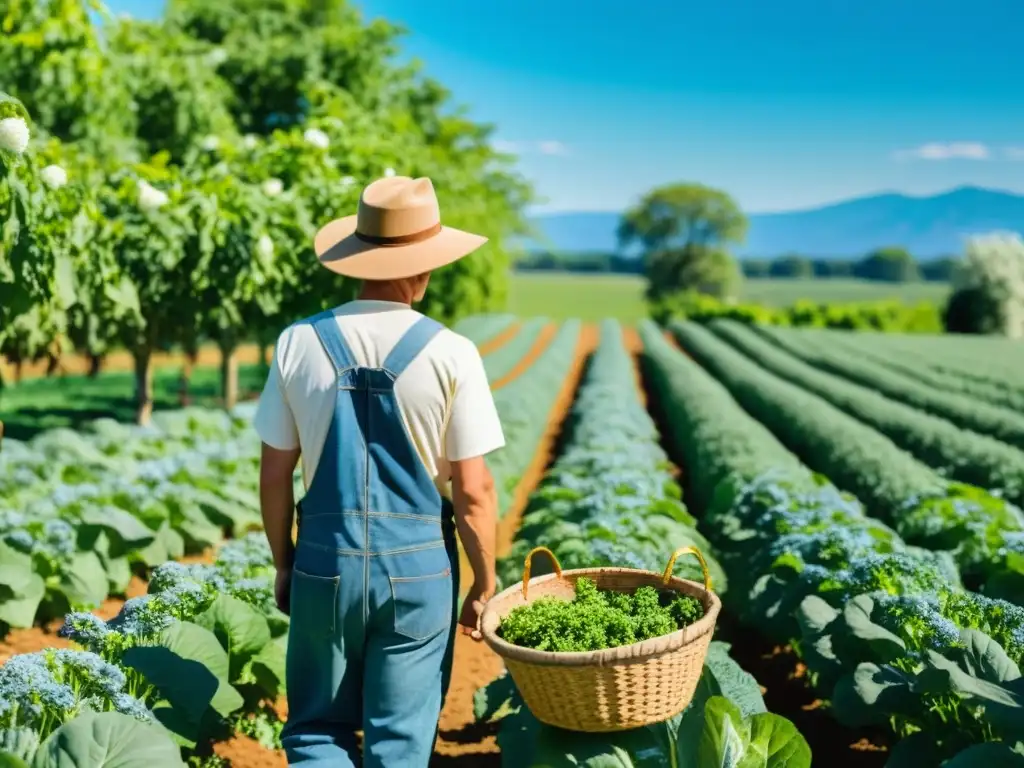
top-left (706, 320), bottom-right (1024, 508)
top-left (478, 320), bottom-right (810, 767)
top-left (0, 408), bottom-right (265, 631)
top-left (640, 320), bottom-right (1024, 765)
top-left (839, 331), bottom-right (1024, 394)
top-left (483, 320), bottom-right (582, 518)
top-left (754, 324), bottom-right (1024, 451)
top-left (671, 319), bottom-right (1024, 602)
top-left (451, 313), bottom-right (517, 346)
top-left (762, 326), bottom-right (1024, 413)
top-left (466, 316), bottom-right (548, 384)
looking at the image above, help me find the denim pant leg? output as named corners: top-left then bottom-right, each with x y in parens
top-left (362, 567), bottom-right (453, 768)
top-left (282, 563), bottom-right (363, 766)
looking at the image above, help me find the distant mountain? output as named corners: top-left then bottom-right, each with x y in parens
top-left (524, 186), bottom-right (1024, 259)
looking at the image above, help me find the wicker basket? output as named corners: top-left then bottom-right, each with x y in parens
top-left (480, 545), bottom-right (721, 733)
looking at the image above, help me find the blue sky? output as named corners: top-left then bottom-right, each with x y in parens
top-left (110, 0), bottom-right (1024, 213)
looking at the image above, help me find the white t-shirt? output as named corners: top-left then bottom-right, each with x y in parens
top-left (253, 300), bottom-right (506, 496)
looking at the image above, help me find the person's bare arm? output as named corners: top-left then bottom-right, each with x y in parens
top-left (260, 443), bottom-right (301, 571)
top-left (451, 455), bottom-right (497, 618)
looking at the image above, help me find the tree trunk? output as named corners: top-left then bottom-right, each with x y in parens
top-left (179, 344), bottom-right (198, 407)
top-left (219, 340), bottom-right (239, 412)
top-left (87, 353), bottom-right (103, 379)
top-left (13, 361), bottom-right (23, 384)
top-left (134, 347), bottom-right (154, 426)
top-left (45, 353), bottom-right (59, 377)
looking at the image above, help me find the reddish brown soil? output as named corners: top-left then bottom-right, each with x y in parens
top-left (477, 322), bottom-right (522, 357)
top-left (488, 324), bottom-right (559, 391)
top-left (2, 345), bottom-right (268, 383)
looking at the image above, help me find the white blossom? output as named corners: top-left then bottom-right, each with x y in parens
top-left (959, 232), bottom-right (1024, 338)
top-left (255, 234), bottom-right (275, 261)
top-left (137, 181), bottom-right (169, 211)
top-left (200, 135), bottom-right (220, 151)
top-left (383, 167), bottom-right (396, 178)
top-left (40, 164), bottom-right (68, 189)
top-left (0, 116), bottom-right (30, 155)
top-left (340, 175), bottom-right (355, 188)
top-left (303, 128), bottom-right (330, 150)
top-left (242, 134), bottom-right (259, 149)
top-left (207, 47), bottom-right (228, 67)
top-left (261, 178), bottom-right (284, 197)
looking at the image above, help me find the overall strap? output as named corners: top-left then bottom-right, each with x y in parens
top-left (383, 316), bottom-right (444, 378)
top-left (309, 310), bottom-right (358, 374)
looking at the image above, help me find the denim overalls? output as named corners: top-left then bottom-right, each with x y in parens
top-left (281, 310), bottom-right (460, 766)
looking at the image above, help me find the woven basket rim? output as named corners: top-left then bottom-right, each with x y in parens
top-left (480, 565), bottom-right (722, 667)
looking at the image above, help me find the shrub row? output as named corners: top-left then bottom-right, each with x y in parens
top-left (670, 320), bottom-right (1024, 600)
top-left (640, 320), bottom-right (1024, 765)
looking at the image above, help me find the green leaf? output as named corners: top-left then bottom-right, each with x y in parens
top-left (0, 755), bottom-right (30, 768)
top-left (745, 712), bottom-right (811, 767)
top-left (121, 621), bottom-right (243, 746)
top-left (58, 552), bottom-right (108, 610)
top-left (834, 595), bottom-right (905, 663)
top-left (31, 711), bottom-right (184, 768)
top-left (831, 663), bottom-right (923, 728)
top-left (247, 634), bottom-right (287, 698)
top-left (698, 696), bottom-right (748, 767)
top-left (955, 629), bottom-right (1021, 684)
top-left (194, 595), bottom-right (271, 682)
top-left (884, 733), bottom-right (943, 768)
top-left (79, 508), bottom-right (155, 557)
top-left (943, 743), bottom-right (1024, 767)
top-left (0, 541), bottom-right (46, 628)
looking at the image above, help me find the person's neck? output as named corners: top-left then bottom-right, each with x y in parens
top-left (356, 286), bottom-right (413, 305)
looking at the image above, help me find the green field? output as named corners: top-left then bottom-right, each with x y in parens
top-left (507, 272), bottom-right (950, 319)
top-left (507, 271), bottom-right (648, 321)
top-left (741, 277), bottom-right (950, 305)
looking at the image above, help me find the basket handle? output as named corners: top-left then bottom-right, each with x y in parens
top-left (661, 546), bottom-right (713, 593)
top-left (521, 546), bottom-right (563, 600)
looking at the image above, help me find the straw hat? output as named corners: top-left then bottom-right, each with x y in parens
top-left (314, 176), bottom-right (488, 280)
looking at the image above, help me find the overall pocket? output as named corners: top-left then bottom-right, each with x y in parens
top-left (390, 568), bottom-right (453, 641)
top-left (290, 568), bottom-right (340, 639)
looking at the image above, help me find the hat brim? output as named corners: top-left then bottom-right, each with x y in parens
top-left (314, 215), bottom-right (489, 280)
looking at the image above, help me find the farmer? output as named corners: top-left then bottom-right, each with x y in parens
top-left (254, 175), bottom-right (504, 766)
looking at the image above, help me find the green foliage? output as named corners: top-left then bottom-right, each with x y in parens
top-left (856, 246), bottom-right (920, 282)
top-left (649, 291), bottom-right (943, 333)
top-left (619, 182), bottom-right (747, 301)
top-left (498, 577), bottom-right (704, 652)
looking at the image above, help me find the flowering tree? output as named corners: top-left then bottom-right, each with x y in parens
top-left (944, 233), bottom-right (1024, 338)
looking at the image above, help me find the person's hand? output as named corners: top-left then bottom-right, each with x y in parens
top-left (275, 568), bottom-right (292, 615)
top-left (458, 586), bottom-right (492, 641)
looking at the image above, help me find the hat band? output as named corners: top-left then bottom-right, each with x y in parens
top-left (354, 222), bottom-right (442, 247)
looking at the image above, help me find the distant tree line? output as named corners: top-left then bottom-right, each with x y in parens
top-left (516, 246), bottom-right (957, 283)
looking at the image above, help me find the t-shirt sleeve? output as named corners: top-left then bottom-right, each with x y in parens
top-left (254, 342), bottom-right (300, 451)
top-left (444, 340), bottom-right (505, 462)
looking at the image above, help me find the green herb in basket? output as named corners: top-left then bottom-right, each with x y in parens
top-left (498, 577), bottom-right (704, 652)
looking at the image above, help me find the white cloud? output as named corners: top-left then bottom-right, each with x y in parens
top-left (1003, 147), bottom-right (1024, 161)
top-left (491, 139), bottom-right (568, 156)
top-left (892, 142), bottom-right (991, 161)
top-left (537, 140), bottom-right (568, 156)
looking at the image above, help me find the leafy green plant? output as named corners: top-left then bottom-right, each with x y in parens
top-left (499, 577), bottom-right (704, 653)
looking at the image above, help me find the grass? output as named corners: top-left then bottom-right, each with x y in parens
top-left (741, 278), bottom-right (950, 306)
top-left (0, 364), bottom-right (265, 441)
top-left (506, 272), bottom-right (951, 319)
top-left (507, 272), bottom-right (648, 322)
